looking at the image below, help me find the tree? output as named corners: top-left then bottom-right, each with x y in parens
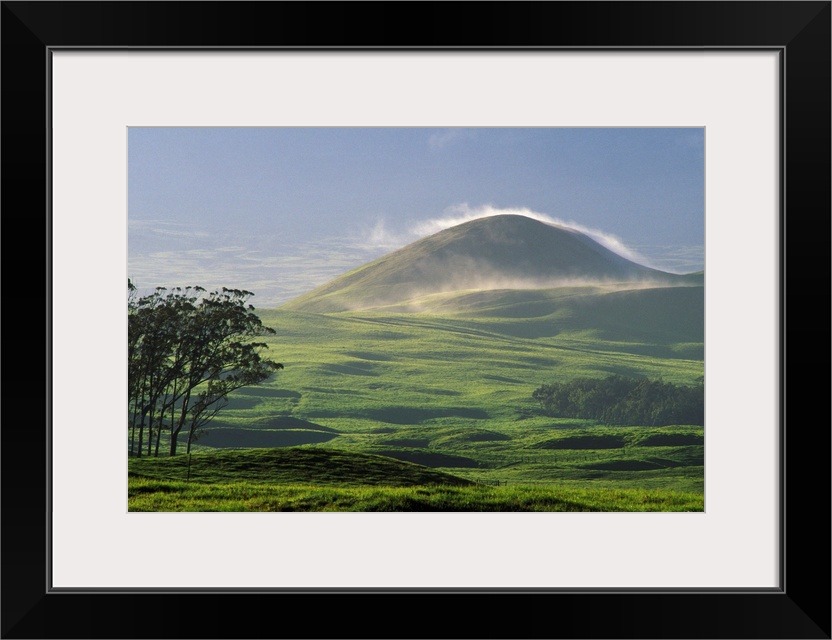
top-left (128, 281), bottom-right (283, 456)
top-left (532, 374), bottom-right (704, 426)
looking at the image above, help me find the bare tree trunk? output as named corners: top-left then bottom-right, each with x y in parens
top-left (129, 388), bottom-right (140, 457)
top-left (136, 393), bottom-right (148, 459)
top-left (147, 409), bottom-right (155, 457)
top-left (136, 421), bottom-right (144, 458)
top-left (154, 390), bottom-right (171, 457)
top-left (169, 390), bottom-right (192, 457)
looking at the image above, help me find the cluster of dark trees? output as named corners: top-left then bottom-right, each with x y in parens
top-left (128, 280), bottom-right (283, 457)
top-left (532, 374), bottom-right (704, 426)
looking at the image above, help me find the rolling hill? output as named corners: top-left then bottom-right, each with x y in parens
top-left (282, 214), bottom-right (702, 313)
top-left (129, 447), bottom-right (475, 487)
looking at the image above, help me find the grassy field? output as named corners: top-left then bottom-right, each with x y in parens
top-left (129, 284), bottom-right (704, 512)
top-left (129, 478), bottom-right (703, 512)
top-left (128, 448), bottom-right (703, 511)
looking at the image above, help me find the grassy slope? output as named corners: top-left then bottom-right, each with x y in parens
top-left (128, 448), bottom-right (702, 512)
top-left (154, 283), bottom-right (704, 503)
top-left (129, 478), bottom-right (703, 512)
top-left (281, 215), bottom-right (692, 313)
top-left (129, 447), bottom-right (474, 487)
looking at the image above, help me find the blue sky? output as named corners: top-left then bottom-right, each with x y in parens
top-left (129, 127), bottom-right (704, 308)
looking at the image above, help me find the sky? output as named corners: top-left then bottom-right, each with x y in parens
top-left (128, 127), bottom-right (704, 309)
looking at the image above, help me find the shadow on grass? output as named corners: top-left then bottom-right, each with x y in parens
top-left (362, 406), bottom-right (488, 424)
top-left (379, 438), bottom-right (431, 448)
top-left (234, 387), bottom-right (302, 399)
top-left (321, 362), bottom-right (380, 376)
top-left (246, 417), bottom-right (339, 433)
top-left (375, 449), bottom-right (481, 468)
top-left (195, 428), bottom-right (337, 448)
top-left (534, 434), bottom-right (628, 449)
top-left (636, 433), bottom-right (704, 446)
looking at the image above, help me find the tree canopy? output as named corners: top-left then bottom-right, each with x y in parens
top-left (128, 280), bottom-right (283, 456)
top-left (532, 375), bottom-right (704, 427)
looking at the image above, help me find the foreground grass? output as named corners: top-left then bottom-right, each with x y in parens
top-left (128, 478), bottom-right (703, 512)
top-left (129, 447), bottom-right (473, 486)
top-left (129, 443), bottom-right (704, 495)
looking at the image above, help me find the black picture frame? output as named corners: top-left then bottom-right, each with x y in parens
top-left (2, 2), bottom-right (829, 638)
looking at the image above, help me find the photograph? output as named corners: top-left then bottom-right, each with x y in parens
top-left (127, 126), bottom-right (705, 512)
top-left (3, 0), bottom-right (828, 636)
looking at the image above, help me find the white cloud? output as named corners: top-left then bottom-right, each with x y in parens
top-left (427, 129), bottom-right (476, 150)
top-left (358, 218), bottom-right (411, 251)
top-left (410, 203), bottom-right (654, 267)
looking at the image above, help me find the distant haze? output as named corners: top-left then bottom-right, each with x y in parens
top-left (128, 127), bottom-right (704, 308)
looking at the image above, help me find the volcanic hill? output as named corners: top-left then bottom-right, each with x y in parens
top-left (282, 215), bottom-right (702, 313)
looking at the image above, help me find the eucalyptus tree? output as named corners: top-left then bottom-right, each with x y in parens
top-left (164, 287), bottom-right (283, 456)
top-left (129, 283), bottom-right (203, 456)
top-left (128, 281), bottom-right (282, 456)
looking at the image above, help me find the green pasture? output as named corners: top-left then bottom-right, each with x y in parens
top-left (130, 285), bottom-right (705, 511)
top-left (128, 447), bottom-right (703, 512)
top-left (128, 478), bottom-right (703, 512)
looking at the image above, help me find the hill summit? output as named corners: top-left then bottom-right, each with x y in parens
top-left (282, 215), bottom-right (698, 313)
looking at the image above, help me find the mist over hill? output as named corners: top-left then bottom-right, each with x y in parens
top-left (282, 215), bottom-right (702, 313)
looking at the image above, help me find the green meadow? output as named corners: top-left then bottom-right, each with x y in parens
top-left (129, 283), bottom-right (705, 512)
